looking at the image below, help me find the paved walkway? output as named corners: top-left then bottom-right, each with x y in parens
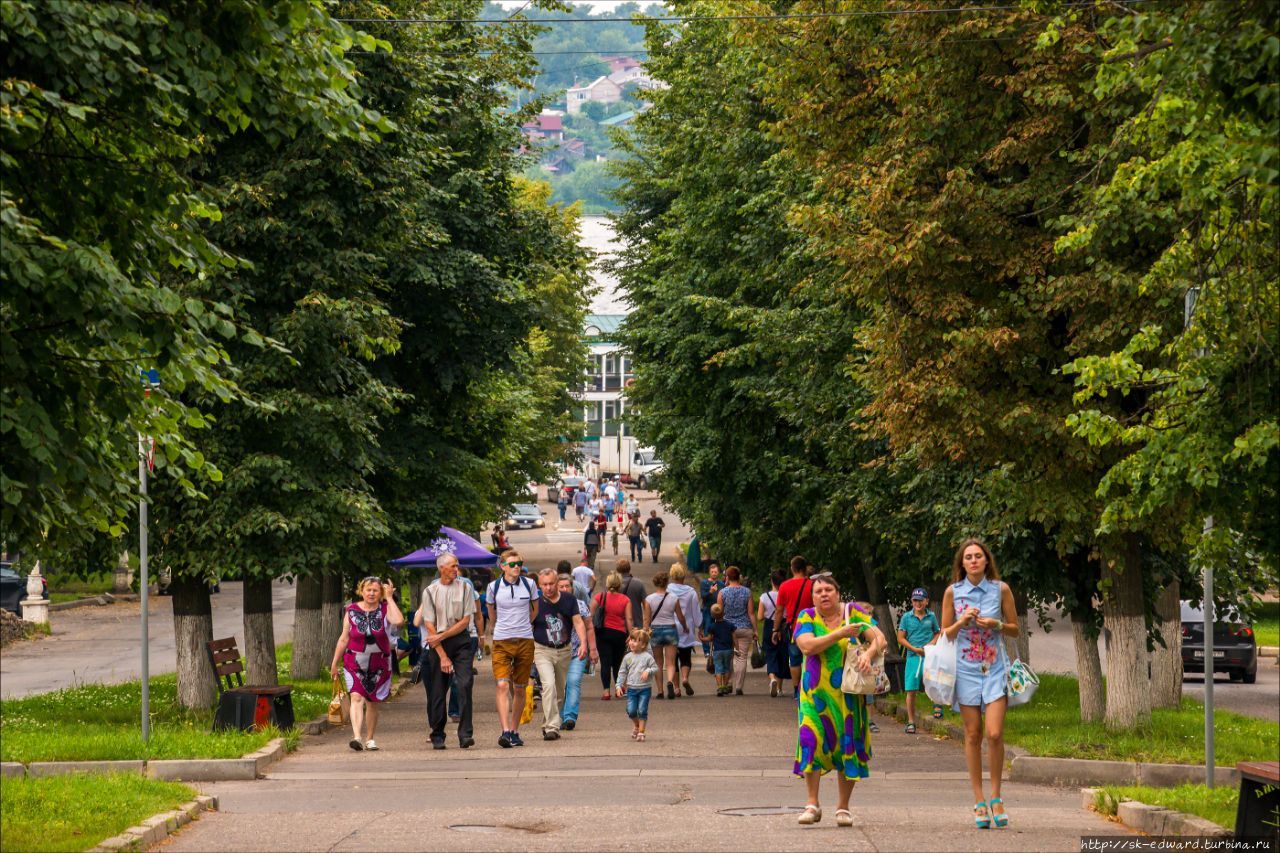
top-left (161, 651), bottom-right (1122, 852)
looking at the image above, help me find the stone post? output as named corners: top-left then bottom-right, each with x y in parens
top-left (22, 562), bottom-right (49, 625)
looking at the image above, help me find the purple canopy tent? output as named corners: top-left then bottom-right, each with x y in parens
top-left (387, 526), bottom-right (498, 569)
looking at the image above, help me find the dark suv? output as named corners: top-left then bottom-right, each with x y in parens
top-left (1180, 601), bottom-right (1258, 683)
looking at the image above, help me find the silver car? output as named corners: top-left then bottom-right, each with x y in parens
top-left (505, 503), bottom-right (545, 529)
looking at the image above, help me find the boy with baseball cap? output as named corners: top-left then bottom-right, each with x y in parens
top-left (897, 587), bottom-right (942, 733)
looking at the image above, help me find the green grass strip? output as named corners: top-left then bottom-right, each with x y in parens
top-left (0, 644), bottom-right (332, 763)
top-left (1249, 600), bottom-right (1279, 648)
top-left (1097, 784), bottom-right (1239, 830)
top-left (885, 672), bottom-right (1277, 766)
top-left (0, 773), bottom-right (195, 852)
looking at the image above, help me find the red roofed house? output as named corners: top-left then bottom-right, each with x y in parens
top-left (522, 112), bottom-right (564, 142)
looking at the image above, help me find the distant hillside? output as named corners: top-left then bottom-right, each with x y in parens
top-left (484, 1), bottom-right (666, 212)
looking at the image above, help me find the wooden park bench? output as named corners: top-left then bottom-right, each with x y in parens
top-left (206, 637), bottom-right (295, 732)
top-left (1235, 761), bottom-right (1279, 840)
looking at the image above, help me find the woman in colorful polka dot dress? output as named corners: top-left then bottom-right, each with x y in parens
top-left (791, 572), bottom-right (886, 827)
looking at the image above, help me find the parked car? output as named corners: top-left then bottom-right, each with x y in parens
top-left (0, 561), bottom-right (47, 616)
top-left (505, 503), bottom-right (546, 530)
top-left (1180, 601), bottom-right (1258, 683)
top-left (555, 476), bottom-right (587, 502)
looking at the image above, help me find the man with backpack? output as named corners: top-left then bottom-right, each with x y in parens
top-left (583, 518), bottom-right (603, 569)
top-left (486, 550), bottom-right (540, 748)
top-left (773, 555), bottom-right (813, 701)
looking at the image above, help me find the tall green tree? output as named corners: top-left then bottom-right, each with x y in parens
top-left (1058, 0), bottom-right (1279, 587)
top-left (1, 1), bottom-right (385, 557)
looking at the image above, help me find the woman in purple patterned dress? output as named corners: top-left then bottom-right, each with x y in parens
top-left (331, 576), bottom-right (404, 751)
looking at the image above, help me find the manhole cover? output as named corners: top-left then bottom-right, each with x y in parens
top-left (718, 806), bottom-right (807, 817)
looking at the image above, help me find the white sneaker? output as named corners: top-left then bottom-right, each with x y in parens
top-left (365, 739), bottom-right (379, 751)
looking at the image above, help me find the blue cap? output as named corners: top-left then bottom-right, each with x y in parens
top-left (911, 587), bottom-right (929, 600)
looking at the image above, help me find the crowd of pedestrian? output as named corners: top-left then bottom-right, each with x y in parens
top-left (333, 505), bottom-right (1022, 832)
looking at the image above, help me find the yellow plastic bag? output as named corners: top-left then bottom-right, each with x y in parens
top-left (520, 681), bottom-right (535, 726)
top-left (327, 675), bottom-right (349, 725)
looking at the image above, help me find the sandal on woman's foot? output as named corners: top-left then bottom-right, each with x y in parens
top-left (683, 680), bottom-right (694, 696)
top-left (348, 738), bottom-right (364, 751)
top-left (835, 809), bottom-right (854, 827)
top-left (905, 722), bottom-right (916, 734)
top-left (636, 732), bottom-right (646, 742)
top-left (989, 797), bottom-right (1009, 828)
top-left (602, 691), bottom-right (612, 701)
top-left (974, 801), bottom-right (991, 829)
top-left (631, 731), bottom-right (639, 740)
top-left (932, 705), bottom-right (944, 719)
top-left (797, 804), bottom-right (822, 825)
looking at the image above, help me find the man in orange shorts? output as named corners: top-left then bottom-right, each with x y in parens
top-left (485, 550), bottom-right (539, 748)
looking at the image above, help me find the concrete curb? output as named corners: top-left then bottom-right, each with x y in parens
top-left (873, 697), bottom-right (1234, 788)
top-left (9, 738), bottom-right (286, 782)
top-left (1259, 645), bottom-right (1278, 658)
top-left (90, 794), bottom-right (218, 852)
top-left (1014, 755), bottom-right (1239, 788)
top-left (1081, 787), bottom-right (1231, 838)
top-left (49, 592), bottom-right (140, 612)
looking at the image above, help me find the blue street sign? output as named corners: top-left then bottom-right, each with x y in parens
top-left (139, 367), bottom-right (160, 388)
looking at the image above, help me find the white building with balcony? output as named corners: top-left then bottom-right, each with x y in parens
top-left (575, 216), bottom-right (632, 462)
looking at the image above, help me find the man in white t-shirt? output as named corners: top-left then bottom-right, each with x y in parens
top-left (485, 550), bottom-right (539, 749)
top-left (571, 555), bottom-right (596, 594)
top-left (603, 480), bottom-right (618, 502)
top-left (416, 554), bottom-right (477, 749)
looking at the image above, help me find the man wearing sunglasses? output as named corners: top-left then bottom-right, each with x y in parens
top-left (485, 550), bottom-right (540, 748)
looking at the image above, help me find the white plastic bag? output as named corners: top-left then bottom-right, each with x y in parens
top-left (922, 633), bottom-right (957, 706)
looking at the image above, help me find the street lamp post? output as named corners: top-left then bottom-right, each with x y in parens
top-left (1184, 288), bottom-right (1214, 788)
top-left (139, 367), bottom-right (159, 743)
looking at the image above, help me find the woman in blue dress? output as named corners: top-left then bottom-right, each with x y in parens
top-left (940, 538), bottom-right (1019, 830)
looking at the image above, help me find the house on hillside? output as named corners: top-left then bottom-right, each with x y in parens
top-left (599, 110), bottom-right (636, 129)
top-left (601, 55), bottom-right (643, 76)
top-left (566, 76), bottom-right (622, 114)
top-left (522, 112), bottom-right (564, 143)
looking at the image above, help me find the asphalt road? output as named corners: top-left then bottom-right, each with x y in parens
top-left (0, 580), bottom-right (296, 699)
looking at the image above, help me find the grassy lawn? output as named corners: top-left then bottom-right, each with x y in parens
top-left (47, 571), bottom-right (116, 604)
top-left (0, 644), bottom-right (332, 763)
top-left (882, 673), bottom-right (1277, 766)
top-left (0, 773), bottom-right (195, 853)
top-left (1096, 784), bottom-right (1238, 830)
top-left (1248, 600), bottom-right (1279, 647)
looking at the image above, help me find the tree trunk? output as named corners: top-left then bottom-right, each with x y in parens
top-left (1071, 611), bottom-right (1106, 723)
top-left (321, 571), bottom-right (345, 667)
top-left (290, 574), bottom-right (325, 680)
top-left (858, 547), bottom-right (901, 659)
top-left (243, 575), bottom-right (277, 686)
top-left (113, 550), bottom-right (132, 594)
top-left (1150, 578), bottom-right (1182, 709)
top-left (172, 575), bottom-right (216, 709)
top-left (1015, 593), bottom-right (1031, 664)
top-left (1102, 535), bottom-right (1152, 730)
top-left (1004, 584), bottom-right (1031, 665)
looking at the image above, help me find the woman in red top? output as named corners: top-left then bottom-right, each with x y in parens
top-left (590, 571), bottom-right (636, 700)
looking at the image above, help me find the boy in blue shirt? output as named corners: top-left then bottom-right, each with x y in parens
top-left (698, 604), bottom-right (736, 696)
top-left (897, 587), bottom-right (942, 733)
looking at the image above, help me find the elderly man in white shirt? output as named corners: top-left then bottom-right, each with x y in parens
top-left (415, 553), bottom-right (478, 750)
